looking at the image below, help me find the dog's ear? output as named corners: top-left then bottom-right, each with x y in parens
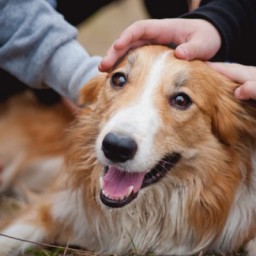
top-left (78, 73), bottom-right (107, 107)
top-left (211, 80), bottom-right (256, 145)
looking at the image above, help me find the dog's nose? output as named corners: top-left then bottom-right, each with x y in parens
top-left (102, 132), bottom-right (137, 162)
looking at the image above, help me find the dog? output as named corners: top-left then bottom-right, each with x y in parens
top-left (0, 91), bottom-right (73, 200)
top-left (0, 45), bottom-right (256, 256)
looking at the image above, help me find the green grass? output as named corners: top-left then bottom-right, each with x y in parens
top-left (1, 196), bottom-right (248, 256)
top-left (24, 246), bottom-right (96, 256)
top-left (25, 247), bottom-right (65, 256)
top-left (22, 245), bottom-right (247, 256)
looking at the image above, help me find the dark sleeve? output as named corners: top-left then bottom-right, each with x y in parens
top-left (182, 0), bottom-right (256, 61)
top-left (143, 0), bottom-right (189, 19)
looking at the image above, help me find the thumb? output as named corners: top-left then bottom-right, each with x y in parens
top-left (174, 44), bottom-right (190, 60)
top-left (235, 81), bottom-right (256, 100)
top-left (175, 37), bottom-right (219, 61)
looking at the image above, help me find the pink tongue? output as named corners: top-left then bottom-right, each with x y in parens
top-left (102, 166), bottom-right (146, 199)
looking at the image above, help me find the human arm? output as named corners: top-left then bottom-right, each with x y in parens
top-left (98, 18), bottom-right (221, 72)
top-left (99, 0), bottom-right (256, 72)
top-left (0, 0), bottom-right (101, 102)
top-left (208, 62), bottom-right (256, 100)
top-left (182, 0), bottom-right (256, 62)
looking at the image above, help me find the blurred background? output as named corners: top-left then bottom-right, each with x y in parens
top-left (2, 0), bottom-right (191, 103)
top-left (0, 0), bottom-right (150, 103)
top-left (76, 0), bottom-right (149, 56)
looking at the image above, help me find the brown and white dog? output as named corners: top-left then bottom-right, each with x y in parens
top-left (0, 91), bottom-right (73, 200)
top-left (1, 45), bottom-right (256, 255)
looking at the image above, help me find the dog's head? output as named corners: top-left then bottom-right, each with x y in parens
top-left (75, 46), bottom-right (256, 238)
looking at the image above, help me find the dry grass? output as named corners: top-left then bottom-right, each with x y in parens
top-left (0, 195), bottom-right (248, 256)
top-left (20, 245), bottom-right (248, 256)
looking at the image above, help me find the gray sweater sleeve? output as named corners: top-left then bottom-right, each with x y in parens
top-left (0, 0), bottom-right (102, 102)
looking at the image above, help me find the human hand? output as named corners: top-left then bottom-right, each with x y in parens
top-left (98, 18), bottom-right (221, 72)
top-left (207, 62), bottom-right (256, 100)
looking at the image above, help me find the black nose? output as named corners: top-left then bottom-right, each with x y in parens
top-left (102, 132), bottom-right (137, 163)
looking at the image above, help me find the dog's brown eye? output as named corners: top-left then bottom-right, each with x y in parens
top-left (171, 93), bottom-right (192, 109)
top-left (111, 72), bottom-right (127, 88)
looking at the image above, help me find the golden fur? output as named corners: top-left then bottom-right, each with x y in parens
top-left (1, 45), bottom-right (256, 255)
top-left (0, 91), bottom-right (73, 199)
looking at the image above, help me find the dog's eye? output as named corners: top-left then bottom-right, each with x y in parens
top-left (170, 93), bottom-right (192, 109)
top-left (110, 72), bottom-right (127, 88)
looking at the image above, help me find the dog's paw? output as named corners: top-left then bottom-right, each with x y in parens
top-left (0, 234), bottom-right (21, 256)
top-left (0, 222), bottom-right (45, 256)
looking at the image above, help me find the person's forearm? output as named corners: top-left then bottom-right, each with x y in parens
top-left (44, 40), bottom-right (101, 102)
top-left (182, 0), bottom-right (256, 60)
top-left (0, 0), bottom-right (101, 101)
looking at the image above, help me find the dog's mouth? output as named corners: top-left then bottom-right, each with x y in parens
top-left (99, 153), bottom-right (181, 208)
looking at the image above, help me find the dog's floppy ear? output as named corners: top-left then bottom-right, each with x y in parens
top-left (211, 80), bottom-right (256, 145)
top-left (78, 73), bottom-right (107, 107)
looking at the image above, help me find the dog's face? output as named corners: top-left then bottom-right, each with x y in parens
top-left (78, 46), bottom-right (256, 224)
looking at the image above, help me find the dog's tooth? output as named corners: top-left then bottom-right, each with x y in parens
top-left (99, 177), bottom-right (103, 189)
top-left (125, 185), bottom-right (134, 198)
top-left (102, 190), bottom-right (108, 197)
top-left (118, 196), bottom-right (124, 201)
top-left (102, 187), bottom-right (133, 201)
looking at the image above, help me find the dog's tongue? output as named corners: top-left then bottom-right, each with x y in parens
top-left (102, 166), bottom-right (146, 199)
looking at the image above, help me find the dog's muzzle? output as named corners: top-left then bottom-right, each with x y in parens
top-left (99, 132), bottom-right (181, 208)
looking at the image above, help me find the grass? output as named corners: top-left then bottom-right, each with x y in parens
top-left (25, 247), bottom-right (65, 256)
top-left (24, 246), bottom-right (96, 256)
top-left (0, 196), bottom-right (248, 256)
top-left (19, 244), bottom-right (248, 256)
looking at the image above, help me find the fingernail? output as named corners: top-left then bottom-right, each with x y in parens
top-left (176, 46), bottom-right (189, 60)
top-left (234, 87), bottom-right (248, 100)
